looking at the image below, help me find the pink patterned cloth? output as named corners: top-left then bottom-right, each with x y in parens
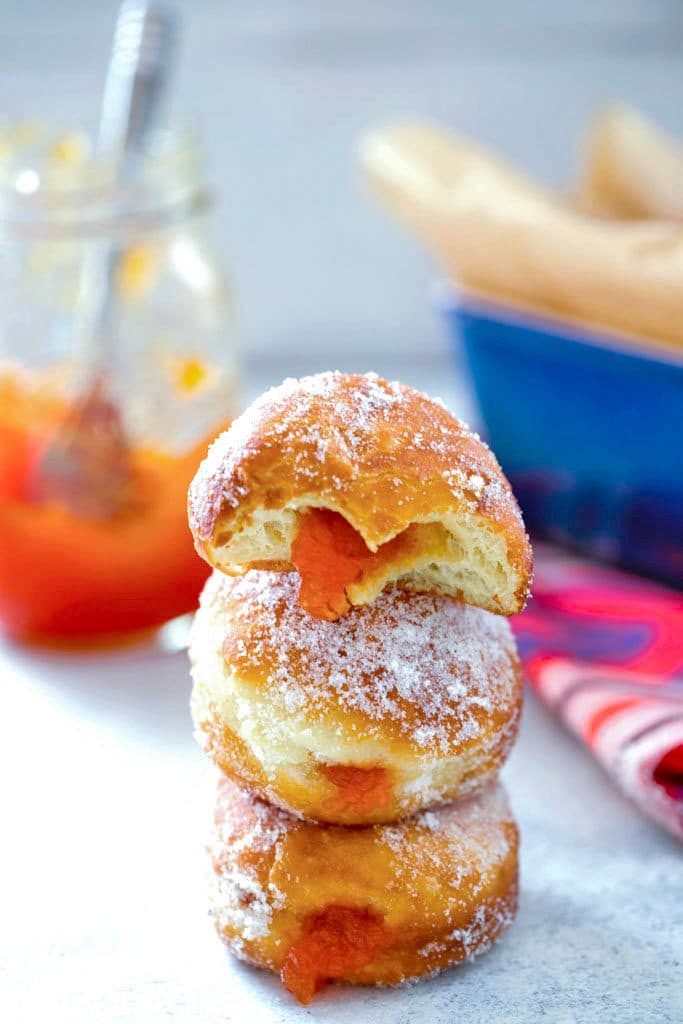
top-left (513, 546), bottom-right (683, 841)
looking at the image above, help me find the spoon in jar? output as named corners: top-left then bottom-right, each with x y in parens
top-left (32, 1), bottom-right (178, 519)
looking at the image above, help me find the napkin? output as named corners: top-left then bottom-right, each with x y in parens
top-left (513, 546), bottom-right (683, 841)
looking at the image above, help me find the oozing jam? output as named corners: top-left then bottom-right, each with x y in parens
top-left (280, 905), bottom-right (389, 1004)
top-left (0, 368), bottom-right (226, 642)
top-left (290, 508), bottom-right (414, 620)
top-left (290, 508), bottom-right (375, 619)
top-left (319, 763), bottom-right (393, 817)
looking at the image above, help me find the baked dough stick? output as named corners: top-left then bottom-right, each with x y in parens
top-left (580, 104), bottom-right (683, 221)
top-left (189, 372), bottom-right (532, 619)
top-left (209, 775), bottom-right (519, 1004)
top-left (360, 119), bottom-right (683, 349)
top-left (190, 570), bottom-right (522, 825)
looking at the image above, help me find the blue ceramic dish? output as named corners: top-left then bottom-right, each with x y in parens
top-left (439, 288), bottom-right (683, 587)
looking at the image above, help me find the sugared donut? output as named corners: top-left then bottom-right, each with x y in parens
top-left (190, 569), bottom-right (522, 825)
top-left (188, 372), bottom-right (532, 619)
top-left (209, 775), bottom-right (519, 1004)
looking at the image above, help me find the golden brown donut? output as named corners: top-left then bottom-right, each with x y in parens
top-left (188, 372), bottom-right (532, 619)
top-left (190, 569), bottom-right (522, 825)
top-left (209, 775), bottom-right (519, 1004)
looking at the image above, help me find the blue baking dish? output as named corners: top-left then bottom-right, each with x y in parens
top-left (439, 288), bottom-right (683, 587)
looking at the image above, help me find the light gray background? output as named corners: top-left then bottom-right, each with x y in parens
top-left (4, 0), bottom-right (683, 370)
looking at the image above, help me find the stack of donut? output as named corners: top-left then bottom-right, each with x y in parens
top-left (187, 371), bottom-right (532, 1005)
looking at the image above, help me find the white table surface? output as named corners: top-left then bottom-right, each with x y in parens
top-left (1, 626), bottom-right (681, 1024)
top-left (1, 365), bottom-right (682, 1024)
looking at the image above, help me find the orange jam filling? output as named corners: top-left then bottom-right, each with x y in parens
top-left (319, 763), bottom-right (393, 816)
top-left (290, 508), bottom-right (374, 620)
top-left (291, 508), bottom-right (416, 620)
top-left (281, 905), bottom-right (389, 1004)
top-left (0, 368), bottom-right (229, 643)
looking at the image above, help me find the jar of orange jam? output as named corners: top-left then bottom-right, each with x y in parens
top-left (0, 124), bottom-right (239, 644)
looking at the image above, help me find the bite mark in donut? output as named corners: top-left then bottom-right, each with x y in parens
top-left (280, 905), bottom-right (389, 1005)
top-left (291, 507), bottom-right (416, 621)
top-left (291, 508), bottom-right (374, 619)
top-left (318, 763), bottom-right (394, 816)
top-left (188, 372), bottom-right (533, 617)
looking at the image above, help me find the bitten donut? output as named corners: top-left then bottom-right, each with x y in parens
top-left (209, 775), bottom-right (519, 1004)
top-left (190, 569), bottom-right (522, 825)
top-left (188, 372), bottom-right (532, 619)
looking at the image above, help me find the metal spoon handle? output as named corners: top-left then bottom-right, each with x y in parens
top-left (99, 1), bottom-right (178, 176)
top-left (33, 2), bottom-right (179, 517)
top-left (84, 1), bottom-right (178, 369)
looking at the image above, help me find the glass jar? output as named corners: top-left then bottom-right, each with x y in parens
top-left (0, 126), bottom-right (239, 644)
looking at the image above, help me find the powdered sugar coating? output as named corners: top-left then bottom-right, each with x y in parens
top-left (382, 783), bottom-right (513, 870)
top-left (190, 370), bottom-right (518, 524)
top-left (414, 897), bottom-right (516, 967)
top-left (188, 372), bottom-right (532, 619)
top-left (191, 371), bottom-right (479, 535)
top-left (206, 569), bottom-right (521, 757)
top-left (208, 776), bottom-right (519, 986)
top-left (209, 781), bottom-right (290, 950)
